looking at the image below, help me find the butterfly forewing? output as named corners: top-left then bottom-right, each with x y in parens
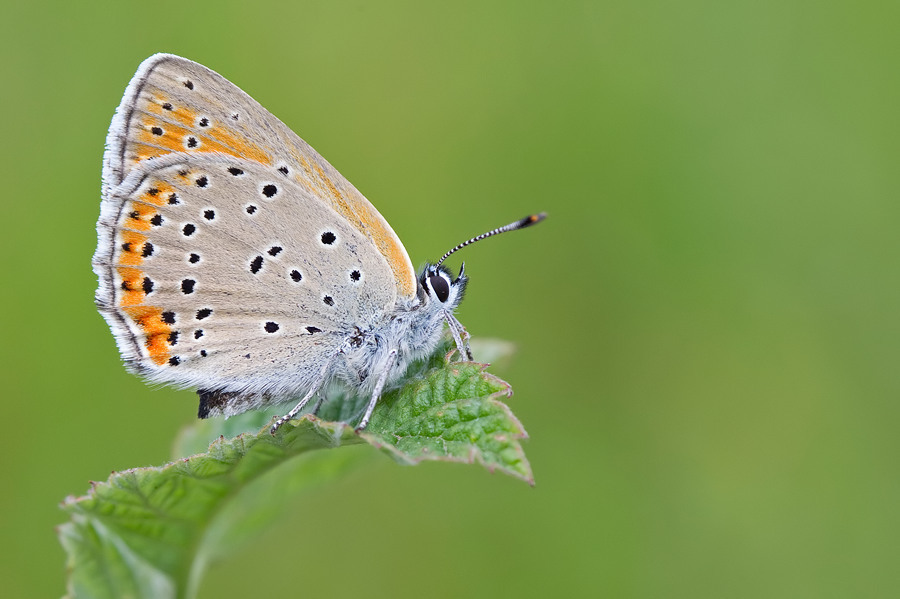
top-left (102, 53), bottom-right (416, 298)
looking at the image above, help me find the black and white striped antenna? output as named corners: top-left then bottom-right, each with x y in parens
top-left (435, 212), bottom-right (546, 268)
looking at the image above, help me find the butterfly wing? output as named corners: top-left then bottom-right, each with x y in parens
top-left (95, 152), bottom-right (398, 411)
top-left (102, 53), bottom-right (416, 298)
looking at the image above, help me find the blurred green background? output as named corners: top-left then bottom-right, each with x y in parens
top-left (2, 0), bottom-right (898, 597)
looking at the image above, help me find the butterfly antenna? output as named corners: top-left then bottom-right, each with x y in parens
top-left (435, 212), bottom-right (547, 268)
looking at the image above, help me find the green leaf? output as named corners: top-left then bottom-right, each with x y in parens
top-left (59, 340), bottom-right (531, 599)
top-left (362, 361), bottom-right (532, 483)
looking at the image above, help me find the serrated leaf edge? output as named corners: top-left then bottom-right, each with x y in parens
top-left (360, 362), bottom-right (534, 485)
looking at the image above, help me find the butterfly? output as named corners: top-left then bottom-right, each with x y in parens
top-left (94, 54), bottom-right (544, 433)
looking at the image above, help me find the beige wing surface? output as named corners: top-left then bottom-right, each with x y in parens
top-left (102, 53), bottom-right (416, 298)
top-left (94, 153), bottom-right (398, 397)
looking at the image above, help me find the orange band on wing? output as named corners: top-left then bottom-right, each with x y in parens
top-left (141, 181), bottom-right (175, 206)
top-left (206, 126), bottom-right (272, 165)
top-left (146, 94), bottom-right (199, 128)
top-left (122, 201), bottom-right (157, 231)
top-left (116, 266), bottom-right (146, 306)
top-left (121, 305), bottom-right (172, 365)
top-left (118, 231), bottom-right (148, 266)
top-left (130, 111), bottom-right (273, 169)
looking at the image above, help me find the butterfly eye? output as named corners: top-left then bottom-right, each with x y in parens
top-left (429, 275), bottom-right (450, 303)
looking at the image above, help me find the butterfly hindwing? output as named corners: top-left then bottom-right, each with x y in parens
top-left (95, 153), bottom-right (397, 400)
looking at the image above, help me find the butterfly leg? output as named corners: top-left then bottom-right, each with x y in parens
top-left (270, 387), bottom-right (319, 434)
top-left (270, 342), bottom-right (346, 434)
top-left (443, 311), bottom-right (473, 360)
top-left (310, 389), bottom-right (328, 415)
top-left (355, 348), bottom-right (398, 432)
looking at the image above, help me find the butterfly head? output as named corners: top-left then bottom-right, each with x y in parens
top-left (418, 262), bottom-right (468, 310)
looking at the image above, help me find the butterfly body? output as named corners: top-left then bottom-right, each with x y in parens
top-left (95, 54), bottom-right (539, 431)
